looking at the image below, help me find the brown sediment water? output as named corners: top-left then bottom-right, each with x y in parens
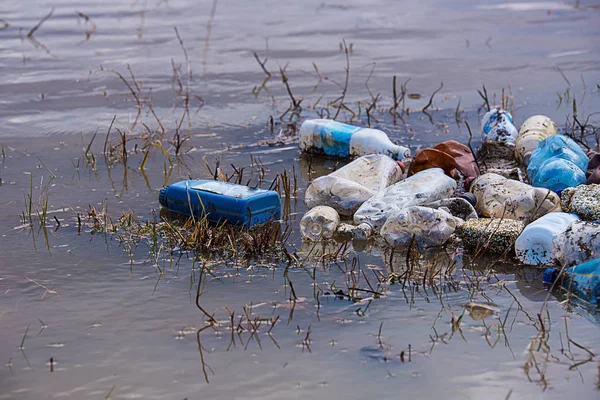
top-left (1, 0), bottom-right (600, 399)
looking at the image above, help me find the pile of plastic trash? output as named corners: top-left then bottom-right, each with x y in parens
top-left (158, 110), bottom-right (600, 307)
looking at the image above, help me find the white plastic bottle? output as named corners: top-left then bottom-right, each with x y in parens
top-left (380, 206), bottom-right (460, 249)
top-left (353, 168), bottom-right (457, 237)
top-left (515, 115), bottom-right (558, 166)
top-left (555, 221), bottom-right (600, 267)
top-left (480, 108), bottom-right (518, 146)
top-left (469, 173), bottom-right (561, 221)
top-left (304, 154), bottom-right (403, 216)
top-left (514, 212), bottom-right (580, 265)
top-left (299, 119), bottom-right (410, 160)
top-left (299, 206), bottom-right (340, 241)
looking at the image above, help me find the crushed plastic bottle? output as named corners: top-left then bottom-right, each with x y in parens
top-left (514, 212), bottom-right (580, 266)
top-left (460, 218), bottom-right (524, 254)
top-left (304, 154), bottom-right (403, 216)
top-left (380, 206), bottom-right (460, 249)
top-left (353, 168), bottom-right (457, 237)
top-left (543, 258), bottom-right (600, 305)
top-left (299, 119), bottom-right (410, 160)
top-left (480, 108), bottom-right (518, 146)
top-left (555, 221), bottom-right (600, 267)
top-left (515, 115), bottom-right (558, 166)
top-left (300, 206), bottom-right (340, 241)
top-left (469, 173), bottom-right (561, 221)
top-left (561, 184), bottom-right (600, 221)
top-left (159, 180), bottom-right (281, 228)
top-left (527, 134), bottom-right (589, 194)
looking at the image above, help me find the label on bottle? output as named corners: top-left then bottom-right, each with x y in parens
top-left (315, 121), bottom-right (361, 157)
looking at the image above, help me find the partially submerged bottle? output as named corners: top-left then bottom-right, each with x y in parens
top-left (159, 180), bottom-right (281, 228)
top-left (299, 119), bottom-right (410, 160)
top-left (515, 115), bottom-right (558, 166)
top-left (527, 134), bottom-right (589, 194)
top-left (469, 173), bottom-right (561, 221)
top-left (353, 168), bottom-right (457, 237)
top-left (460, 218), bottom-right (524, 255)
top-left (555, 221), bottom-right (600, 267)
top-left (304, 154), bottom-right (403, 217)
top-left (380, 206), bottom-right (460, 249)
top-left (561, 184), bottom-right (600, 221)
top-left (300, 206), bottom-right (340, 241)
top-left (514, 212), bottom-right (580, 265)
top-left (480, 108), bottom-right (518, 146)
top-left (543, 258), bottom-right (600, 305)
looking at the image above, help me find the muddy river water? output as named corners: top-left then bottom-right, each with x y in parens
top-left (1, 0), bottom-right (600, 399)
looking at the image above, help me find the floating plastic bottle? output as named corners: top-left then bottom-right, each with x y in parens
top-left (460, 218), bottom-right (524, 254)
top-left (158, 180), bottom-right (281, 228)
top-left (527, 135), bottom-right (589, 194)
top-left (543, 258), bottom-right (600, 305)
top-left (469, 173), bottom-right (561, 221)
top-left (555, 221), bottom-right (600, 267)
top-left (480, 108), bottom-right (518, 146)
top-left (561, 184), bottom-right (600, 221)
top-left (380, 206), bottom-right (460, 249)
top-left (514, 212), bottom-right (580, 265)
top-left (515, 115), bottom-right (558, 166)
top-left (353, 168), bottom-right (457, 237)
top-left (299, 119), bottom-right (410, 160)
top-left (300, 206), bottom-right (340, 241)
top-left (304, 154), bottom-right (403, 217)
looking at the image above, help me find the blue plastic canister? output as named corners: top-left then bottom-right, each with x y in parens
top-left (159, 180), bottom-right (281, 228)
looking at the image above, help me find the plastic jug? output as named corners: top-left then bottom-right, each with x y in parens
top-left (527, 135), bottom-right (589, 193)
top-left (300, 206), bottom-right (340, 241)
top-left (380, 206), bottom-right (460, 249)
top-left (159, 180), bottom-right (281, 228)
top-left (299, 119), bottom-right (410, 160)
top-left (353, 168), bottom-right (457, 237)
top-left (469, 173), bottom-right (561, 221)
top-left (515, 212), bottom-right (580, 265)
top-left (561, 184), bottom-right (600, 221)
top-left (515, 115), bottom-right (558, 166)
top-left (460, 218), bottom-right (524, 254)
top-left (555, 221), bottom-right (600, 267)
top-left (480, 108), bottom-right (518, 146)
top-left (304, 154), bottom-right (403, 216)
top-left (543, 258), bottom-right (600, 305)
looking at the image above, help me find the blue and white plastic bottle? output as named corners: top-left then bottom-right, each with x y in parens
top-left (299, 119), bottom-right (410, 160)
top-left (159, 180), bottom-right (281, 228)
top-left (543, 258), bottom-right (600, 305)
top-left (527, 135), bottom-right (589, 194)
top-left (480, 108), bottom-right (518, 146)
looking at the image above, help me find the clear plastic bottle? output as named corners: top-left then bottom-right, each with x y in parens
top-left (527, 135), bottom-right (589, 193)
top-left (299, 119), bottom-right (411, 160)
top-left (515, 115), bottom-right (558, 166)
top-left (353, 168), bottom-right (457, 237)
top-left (380, 206), bottom-right (460, 248)
top-left (514, 212), bottom-right (580, 265)
top-left (555, 221), bottom-right (600, 267)
top-left (469, 173), bottom-right (561, 221)
top-left (304, 154), bottom-right (403, 216)
top-left (480, 108), bottom-right (518, 146)
top-left (300, 206), bottom-right (340, 241)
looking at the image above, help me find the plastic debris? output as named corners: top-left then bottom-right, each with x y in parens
top-left (158, 180), bottom-right (281, 228)
top-left (515, 115), bottom-right (558, 166)
top-left (480, 108), bottom-right (518, 146)
top-left (300, 206), bottom-right (340, 241)
top-left (469, 173), bottom-right (561, 221)
top-left (423, 197), bottom-right (478, 221)
top-left (353, 168), bottom-right (457, 237)
top-left (460, 218), bottom-right (524, 254)
top-left (543, 258), bottom-right (600, 305)
top-left (555, 221), bottom-right (600, 267)
top-left (464, 302), bottom-right (499, 321)
top-left (527, 135), bottom-right (589, 194)
top-left (304, 154), bottom-right (403, 217)
top-left (407, 140), bottom-right (479, 189)
top-left (515, 212), bottom-right (580, 266)
top-left (380, 206), bottom-right (460, 249)
top-left (561, 184), bottom-right (600, 221)
top-left (299, 119), bottom-right (410, 160)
